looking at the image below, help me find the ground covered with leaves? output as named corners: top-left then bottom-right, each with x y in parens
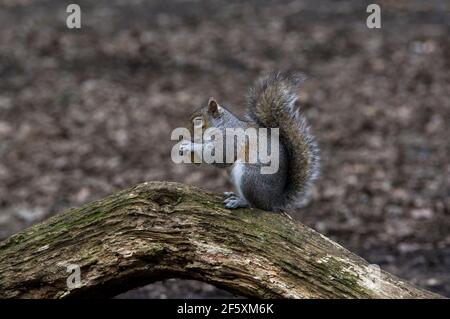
top-left (0, 0), bottom-right (449, 297)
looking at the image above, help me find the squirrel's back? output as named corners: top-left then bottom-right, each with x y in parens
top-left (246, 71), bottom-right (320, 209)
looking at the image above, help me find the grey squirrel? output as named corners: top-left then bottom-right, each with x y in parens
top-left (179, 71), bottom-right (319, 211)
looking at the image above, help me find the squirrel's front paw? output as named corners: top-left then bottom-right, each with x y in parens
top-left (224, 196), bottom-right (249, 209)
top-left (179, 140), bottom-right (192, 156)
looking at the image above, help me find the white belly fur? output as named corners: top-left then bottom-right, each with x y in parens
top-left (231, 161), bottom-right (245, 200)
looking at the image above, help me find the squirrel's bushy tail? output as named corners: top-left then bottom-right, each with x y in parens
top-left (247, 71), bottom-right (320, 209)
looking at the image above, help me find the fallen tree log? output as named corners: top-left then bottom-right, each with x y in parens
top-left (0, 181), bottom-right (443, 298)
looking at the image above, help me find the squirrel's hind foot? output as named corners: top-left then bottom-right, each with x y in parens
top-left (223, 196), bottom-right (249, 209)
top-left (223, 191), bottom-right (236, 198)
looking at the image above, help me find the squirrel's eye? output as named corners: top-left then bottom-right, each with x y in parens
top-left (193, 117), bottom-right (203, 128)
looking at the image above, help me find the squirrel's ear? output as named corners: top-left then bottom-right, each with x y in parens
top-left (208, 97), bottom-right (218, 114)
top-left (208, 97), bottom-right (219, 113)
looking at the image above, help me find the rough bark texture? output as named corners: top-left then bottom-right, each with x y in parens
top-left (0, 181), bottom-right (443, 299)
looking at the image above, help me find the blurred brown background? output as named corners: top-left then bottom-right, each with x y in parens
top-left (0, 0), bottom-right (449, 298)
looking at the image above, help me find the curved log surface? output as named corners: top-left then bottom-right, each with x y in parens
top-left (0, 181), bottom-right (443, 299)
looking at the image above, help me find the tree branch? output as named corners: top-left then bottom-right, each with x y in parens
top-left (0, 181), bottom-right (443, 298)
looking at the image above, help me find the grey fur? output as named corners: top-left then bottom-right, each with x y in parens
top-left (188, 71), bottom-right (320, 211)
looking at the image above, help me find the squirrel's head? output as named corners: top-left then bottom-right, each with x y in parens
top-left (187, 97), bottom-right (235, 139)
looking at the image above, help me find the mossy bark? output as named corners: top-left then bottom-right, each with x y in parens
top-left (0, 181), bottom-right (443, 298)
